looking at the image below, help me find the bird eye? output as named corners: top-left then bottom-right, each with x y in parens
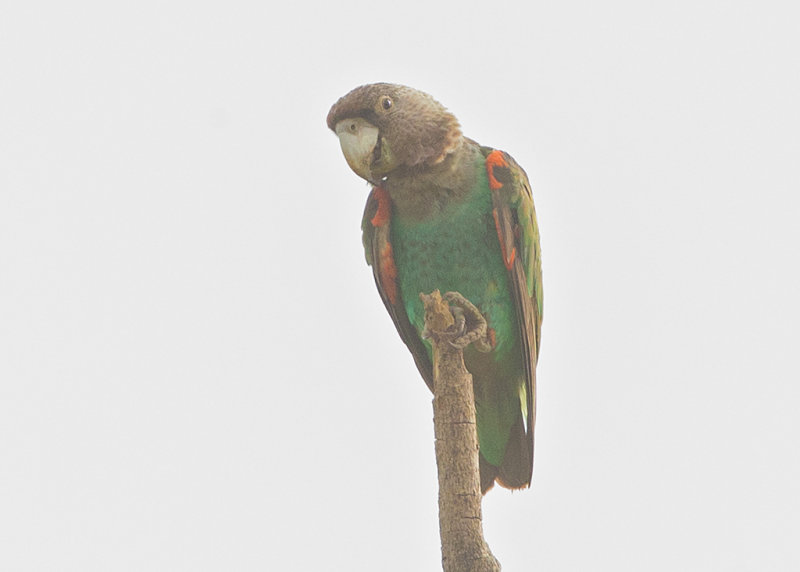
top-left (380, 96), bottom-right (393, 110)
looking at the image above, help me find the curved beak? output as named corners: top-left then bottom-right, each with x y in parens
top-left (335, 117), bottom-right (380, 182)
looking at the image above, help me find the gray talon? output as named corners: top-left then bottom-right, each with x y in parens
top-left (442, 291), bottom-right (492, 352)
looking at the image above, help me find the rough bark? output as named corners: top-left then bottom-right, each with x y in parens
top-left (420, 290), bottom-right (501, 572)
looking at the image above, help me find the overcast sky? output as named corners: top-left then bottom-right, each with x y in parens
top-left (2, 1), bottom-right (799, 571)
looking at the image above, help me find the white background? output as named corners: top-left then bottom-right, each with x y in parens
top-left (2, 1), bottom-right (798, 570)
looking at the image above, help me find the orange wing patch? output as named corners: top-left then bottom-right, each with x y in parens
top-left (486, 150), bottom-right (509, 191)
top-left (370, 186), bottom-right (399, 304)
top-left (371, 186), bottom-right (391, 227)
top-left (379, 242), bottom-right (398, 304)
top-left (493, 207), bottom-right (516, 270)
top-left (487, 151), bottom-right (517, 270)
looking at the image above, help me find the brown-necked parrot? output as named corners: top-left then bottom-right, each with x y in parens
top-left (327, 83), bottom-right (543, 493)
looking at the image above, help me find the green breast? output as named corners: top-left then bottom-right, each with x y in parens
top-left (390, 165), bottom-right (524, 466)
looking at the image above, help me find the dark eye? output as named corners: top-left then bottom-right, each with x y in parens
top-left (380, 96), bottom-right (393, 110)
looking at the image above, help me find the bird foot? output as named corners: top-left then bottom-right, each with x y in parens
top-left (442, 292), bottom-right (492, 352)
top-left (420, 291), bottom-right (491, 352)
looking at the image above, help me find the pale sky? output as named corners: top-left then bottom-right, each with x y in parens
top-left (2, 2), bottom-right (799, 571)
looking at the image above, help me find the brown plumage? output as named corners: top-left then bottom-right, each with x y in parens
top-left (327, 83), bottom-right (462, 170)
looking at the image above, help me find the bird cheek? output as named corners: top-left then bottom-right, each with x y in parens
top-left (369, 137), bottom-right (399, 178)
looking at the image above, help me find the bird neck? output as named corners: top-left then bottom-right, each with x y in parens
top-left (382, 139), bottom-right (482, 221)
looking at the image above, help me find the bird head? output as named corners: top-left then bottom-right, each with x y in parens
top-left (327, 83), bottom-right (462, 184)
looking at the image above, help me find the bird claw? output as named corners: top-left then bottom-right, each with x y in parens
top-left (442, 292), bottom-right (492, 352)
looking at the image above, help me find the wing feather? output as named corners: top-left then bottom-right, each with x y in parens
top-left (484, 148), bottom-right (543, 483)
top-left (362, 187), bottom-right (434, 391)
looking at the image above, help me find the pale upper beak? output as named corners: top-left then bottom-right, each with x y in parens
top-left (335, 117), bottom-right (380, 182)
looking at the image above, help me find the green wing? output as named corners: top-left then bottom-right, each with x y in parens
top-left (362, 186), bottom-right (434, 391)
top-left (482, 146), bottom-right (543, 482)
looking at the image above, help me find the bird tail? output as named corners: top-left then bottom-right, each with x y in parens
top-left (479, 414), bottom-right (533, 494)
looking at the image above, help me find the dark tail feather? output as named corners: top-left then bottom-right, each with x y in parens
top-left (478, 415), bottom-right (534, 494)
top-left (496, 415), bottom-right (534, 490)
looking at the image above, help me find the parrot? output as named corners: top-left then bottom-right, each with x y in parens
top-left (327, 83), bottom-right (543, 493)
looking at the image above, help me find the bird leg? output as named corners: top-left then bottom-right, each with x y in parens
top-left (420, 290), bottom-right (492, 352)
top-left (443, 291), bottom-right (492, 352)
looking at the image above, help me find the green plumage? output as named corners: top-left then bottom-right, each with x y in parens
top-left (390, 158), bottom-right (523, 466)
top-left (328, 83), bottom-right (542, 493)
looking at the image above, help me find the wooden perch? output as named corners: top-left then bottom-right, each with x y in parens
top-left (420, 290), bottom-right (501, 572)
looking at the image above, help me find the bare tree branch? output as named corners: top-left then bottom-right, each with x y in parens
top-left (420, 290), bottom-right (501, 572)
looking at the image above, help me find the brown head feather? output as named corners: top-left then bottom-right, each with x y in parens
top-left (327, 83), bottom-right (462, 170)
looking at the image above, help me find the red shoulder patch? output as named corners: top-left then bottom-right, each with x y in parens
top-left (370, 186), bottom-right (391, 227)
top-left (486, 150), bottom-right (508, 191)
